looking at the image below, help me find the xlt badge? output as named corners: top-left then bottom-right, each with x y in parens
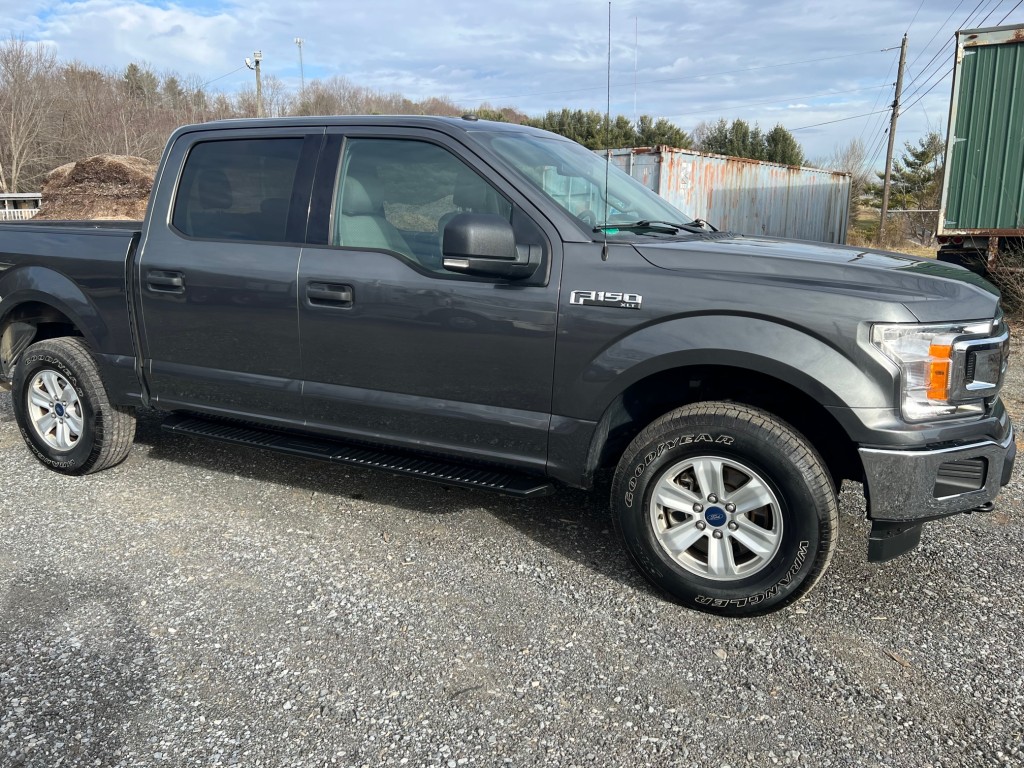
top-left (569, 290), bottom-right (643, 310)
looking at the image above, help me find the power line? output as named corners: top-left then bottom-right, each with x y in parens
top-left (459, 48), bottom-right (892, 104)
top-left (904, 0), bottom-right (1022, 107)
top-left (998, 0), bottom-right (1024, 23)
top-left (657, 83), bottom-right (892, 122)
top-left (960, 0), bottom-right (996, 28)
top-left (863, 107), bottom-right (893, 162)
top-left (900, 3), bottom-right (1023, 130)
top-left (971, 0), bottom-right (1007, 27)
top-left (902, 46), bottom-right (952, 101)
top-left (903, 0), bottom-right (966, 79)
top-left (858, 46), bottom-right (899, 145)
top-left (902, 49), bottom-right (950, 104)
top-left (900, 0), bottom-right (993, 98)
top-left (901, 66), bottom-right (954, 114)
top-left (902, 50), bottom-right (955, 109)
top-left (867, 127), bottom-right (890, 170)
top-left (202, 66), bottom-right (245, 88)
top-left (897, 0), bottom-right (992, 93)
top-left (906, 0), bottom-right (928, 33)
top-left (789, 109), bottom-right (890, 132)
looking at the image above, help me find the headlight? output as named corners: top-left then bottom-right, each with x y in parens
top-left (871, 321), bottom-right (991, 422)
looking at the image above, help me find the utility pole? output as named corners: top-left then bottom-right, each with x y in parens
top-left (294, 38), bottom-right (305, 103)
top-left (245, 50), bottom-right (263, 117)
top-left (633, 17), bottom-right (638, 127)
top-left (879, 34), bottom-right (908, 242)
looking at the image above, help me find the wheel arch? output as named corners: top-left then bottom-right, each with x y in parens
top-left (0, 300), bottom-right (90, 382)
top-left (585, 362), bottom-right (863, 489)
top-left (0, 267), bottom-right (108, 382)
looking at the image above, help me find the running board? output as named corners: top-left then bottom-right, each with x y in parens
top-left (161, 413), bottom-right (555, 498)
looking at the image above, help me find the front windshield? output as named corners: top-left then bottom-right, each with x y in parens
top-left (476, 130), bottom-right (696, 234)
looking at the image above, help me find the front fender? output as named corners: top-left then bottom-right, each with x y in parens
top-left (556, 313), bottom-right (891, 421)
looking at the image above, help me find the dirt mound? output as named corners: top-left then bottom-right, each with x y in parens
top-left (34, 154), bottom-right (156, 220)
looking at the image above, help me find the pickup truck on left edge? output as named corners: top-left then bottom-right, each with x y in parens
top-left (0, 116), bottom-right (1015, 616)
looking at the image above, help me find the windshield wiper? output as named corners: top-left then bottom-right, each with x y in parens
top-left (593, 220), bottom-right (715, 235)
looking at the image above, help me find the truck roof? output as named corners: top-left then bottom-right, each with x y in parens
top-left (187, 114), bottom-right (555, 138)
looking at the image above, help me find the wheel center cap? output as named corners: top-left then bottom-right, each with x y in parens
top-left (704, 506), bottom-right (727, 527)
top-left (54, 403), bottom-right (66, 418)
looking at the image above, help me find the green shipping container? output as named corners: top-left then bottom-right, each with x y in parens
top-left (940, 24), bottom-right (1024, 234)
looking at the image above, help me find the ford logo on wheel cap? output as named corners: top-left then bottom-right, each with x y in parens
top-left (704, 507), bottom-right (727, 527)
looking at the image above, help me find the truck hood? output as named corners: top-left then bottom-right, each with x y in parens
top-left (635, 234), bottom-right (1000, 322)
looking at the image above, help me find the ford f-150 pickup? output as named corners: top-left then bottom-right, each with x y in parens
top-left (0, 116), bottom-right (1014, 615)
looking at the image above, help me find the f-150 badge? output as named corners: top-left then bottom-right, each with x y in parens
top-left (569, 290), bottom-right (643, 310)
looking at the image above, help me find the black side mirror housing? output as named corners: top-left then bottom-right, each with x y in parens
top-left (442, 213), bottom-right (539, 279)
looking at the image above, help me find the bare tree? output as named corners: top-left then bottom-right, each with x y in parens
top-left (52, 62), bottom-right (122, 160)
top-left (237, 75), bottom-right (291, 118)
top-left (0, 36), bottom-right (58, 192)
top-left (820, 137), bottom-right (872, 226)
top-left (260, 74), bottom-right (292, 118)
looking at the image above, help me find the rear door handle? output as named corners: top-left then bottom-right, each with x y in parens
top-left (146, 270), bottom-right (185, 293)
top-left (307, 282), bottom-right (353, 307)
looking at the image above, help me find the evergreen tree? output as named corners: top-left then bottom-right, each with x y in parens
top-left (696, 118), bottom-right (803, 165)
top-left (867, 131), bottom-right (945, 243)
top-left (764, 124), bottom-right (804, 166)
top-left (161, 75), bottom-right (185, 111)
top-left (527, 109), bottom-right (690, 150)
top-left (635, 115), bottom-right (692, 148)
top-left (122, 63), bottom-right (159, 104)
top-left (527, 109), bottom-right (614, 148)
top-left (867, 131), bottom-right (944, 211)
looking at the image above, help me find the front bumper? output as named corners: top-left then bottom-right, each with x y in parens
top-left (860, 424), bottom-right (1015, 524)
top-left (859, 424), bottom-right (1015, 562)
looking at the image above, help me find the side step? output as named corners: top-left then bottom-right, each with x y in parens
top-left (161, 413), bottom-right (555, 498)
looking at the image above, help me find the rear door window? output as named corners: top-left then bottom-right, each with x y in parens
top-left (172, 138), bottom-right (304, 243)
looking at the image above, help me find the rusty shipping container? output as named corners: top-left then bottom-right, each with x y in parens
top-left (606, 147), bottom-right (851, 244)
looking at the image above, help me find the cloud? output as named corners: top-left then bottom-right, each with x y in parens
top-left (0, 0), bottom-right (1007, 161)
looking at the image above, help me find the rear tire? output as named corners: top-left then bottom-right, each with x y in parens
top-left (611, 402), bottom-right (837, 616)
top-left (12, 337), bottom-right (136, 475)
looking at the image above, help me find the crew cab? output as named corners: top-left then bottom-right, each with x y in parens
top-left (0, 116), bottom-right (1014, 615)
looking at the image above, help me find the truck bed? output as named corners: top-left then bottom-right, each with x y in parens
top-left (0, 219), bottom-right (142, 400)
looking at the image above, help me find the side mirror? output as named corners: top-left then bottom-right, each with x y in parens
top-left (442, 213), bottom-right (539, 279)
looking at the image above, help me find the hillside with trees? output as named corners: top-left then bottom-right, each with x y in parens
top-left (1, 36), bottom-right (804, 193)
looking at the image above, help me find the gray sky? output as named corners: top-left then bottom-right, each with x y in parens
top-left (5, 0), bottom-right (1024, 165)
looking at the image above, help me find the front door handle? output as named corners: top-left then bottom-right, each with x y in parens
top-left (146, 270), bottom-right (185, 293)
top-left (307, 282), bottom-right (354, 307)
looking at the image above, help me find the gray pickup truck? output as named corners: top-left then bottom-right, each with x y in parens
top-left (0, 116), bottom-right (1014, 615)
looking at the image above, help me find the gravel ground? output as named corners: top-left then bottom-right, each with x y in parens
top-left (2, 340), bottom-right (1023, 768)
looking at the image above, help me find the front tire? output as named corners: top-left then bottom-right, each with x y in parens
top-left (12, 337), bottom-right (136, 475)
top-left (611, 402), bottom-right (837, 616)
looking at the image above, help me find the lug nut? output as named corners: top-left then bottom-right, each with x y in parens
top-left (712, 530), bottom-right (724, 539)
top-left (696, 521), bottom-right (707, 531)
top-left (692, 503), bottom-right (704, 513)
top-left (707, 493), bottom-right (719, 503)
top-left (725, 503), bottom-right (736, 513)
top-left (727, 521), bottom-right (739, 531)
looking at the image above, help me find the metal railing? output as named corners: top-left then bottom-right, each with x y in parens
top-left (0, 209), bottom-right (39, 221)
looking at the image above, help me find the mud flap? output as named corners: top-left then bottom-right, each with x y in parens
top-left (868, 520), bottom-right (923, 562)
